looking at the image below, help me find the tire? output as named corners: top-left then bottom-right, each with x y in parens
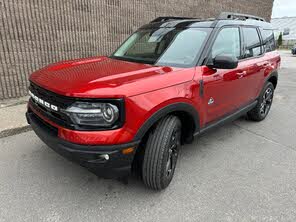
top-left (247, 82), bottom-right (274, 121)
top-left (142, 115), bottom-right (181, 190)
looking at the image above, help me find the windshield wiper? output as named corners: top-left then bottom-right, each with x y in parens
top-left (110, 55), bottom-right (155, 64)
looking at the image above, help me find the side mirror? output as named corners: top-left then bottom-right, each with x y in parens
top-left (208, 54), bottom-right (238, 69)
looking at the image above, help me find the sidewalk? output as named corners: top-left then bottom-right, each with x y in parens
top-left (0, 97), bottom-right (31, 138)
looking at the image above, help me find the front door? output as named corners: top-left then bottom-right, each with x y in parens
top-left (202, 27), bottom-right (244, 124)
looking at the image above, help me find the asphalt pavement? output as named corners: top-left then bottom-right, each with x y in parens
top-left (0, 51), bottom-right (296, 222)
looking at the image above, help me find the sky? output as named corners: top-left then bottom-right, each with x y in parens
top-left (272, 0), bottom-right (296, 18)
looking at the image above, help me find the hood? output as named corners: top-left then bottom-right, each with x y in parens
top-left (29, 56), bottom-right (194, 98)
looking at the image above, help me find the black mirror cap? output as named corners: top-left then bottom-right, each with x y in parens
top-left (208, 54), bottom-right (238, 69)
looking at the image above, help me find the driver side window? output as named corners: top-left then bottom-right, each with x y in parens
top-left (212, 27), bottom-right (241, 59)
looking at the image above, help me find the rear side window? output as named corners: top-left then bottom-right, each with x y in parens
top-left (242, 27), bottom-right (262, 58)
top-left (211, 27), bottom-right (241, 59)
top-left (261, 29), bottom-right (276, 52)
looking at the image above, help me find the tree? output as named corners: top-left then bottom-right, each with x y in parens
top-left (277, 32), bottom-right (283, 48)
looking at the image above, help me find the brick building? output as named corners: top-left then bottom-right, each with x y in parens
top-left (0, 0), bottom-right (274, 99)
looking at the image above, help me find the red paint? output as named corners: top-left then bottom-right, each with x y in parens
top-left (29, 51), bottom-right (280, 145)
top-left (30, 56), bottom-right (182, 98)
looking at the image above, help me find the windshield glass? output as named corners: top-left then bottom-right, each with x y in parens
top-left (111, 28), bottom-right (211, 67)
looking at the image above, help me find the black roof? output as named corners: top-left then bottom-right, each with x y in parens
top-left (139, 12), bottom-right (273, 30)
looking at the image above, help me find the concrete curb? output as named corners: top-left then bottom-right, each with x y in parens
top-left (0, 96), bottom-right (29, 109)
top-left (0, 100), bottom-right (30, 139)
top-left (0, 125), bottom-right (32, 139)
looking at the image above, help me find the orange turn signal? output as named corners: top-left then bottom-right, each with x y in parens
top-left (122, 147), bottom-right (135, 155)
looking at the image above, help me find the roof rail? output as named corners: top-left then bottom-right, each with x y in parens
top-left (150, 16), bottom-right (198, 23)
top-left (218, 12), bottom-right (266, 22)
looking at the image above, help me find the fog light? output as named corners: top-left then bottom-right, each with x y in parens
top-left (100, 154), bottom-right (109, 161)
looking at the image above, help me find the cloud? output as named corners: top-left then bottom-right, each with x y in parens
top-left (272, 0), bottom-right (296, 18)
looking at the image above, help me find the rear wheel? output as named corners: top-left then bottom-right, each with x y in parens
top-left (247, 82), bottom-right (274, 121)
top-left (142, 115), bottom-right (181, 190)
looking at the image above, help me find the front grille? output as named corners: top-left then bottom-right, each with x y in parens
top-left (29, 83), bottom-right (74, 108)
top-left (29, 82), bottom-right (75, 129)
top-left (29, 82), bottom-right (125, 131)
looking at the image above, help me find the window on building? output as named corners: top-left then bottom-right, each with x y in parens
top-left (283, 28), bottom-right (290, 36)
top-left (242, 27), bottom-right (262, 58)
top-left (211, 27), bottom-right (241, 59)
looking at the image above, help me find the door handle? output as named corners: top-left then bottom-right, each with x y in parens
top-left (237, 71), bottom-right (247, 78)
top-left (257, 62), bottom-right (269, 67)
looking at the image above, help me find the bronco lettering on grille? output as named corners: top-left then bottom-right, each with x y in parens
top-left (29, 90), bottom-right (59, 112)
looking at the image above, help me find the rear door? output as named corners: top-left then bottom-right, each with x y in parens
top-left (202, 26), bottom-right (245, 124)
top-left (237, 27), bottom-right (266, 105)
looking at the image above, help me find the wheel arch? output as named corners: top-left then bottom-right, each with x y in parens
top-left (266, 70), bottom-right (278, 89)
top-left (133, 102), bottom-right (200, 144)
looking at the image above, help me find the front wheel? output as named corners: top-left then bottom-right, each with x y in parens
top-left (248, 82), bottom-right (274, 121)
top-left (142, 115), bottom-right (181, 190)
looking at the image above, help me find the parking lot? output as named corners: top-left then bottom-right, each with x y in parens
top-left (0, 51), bottom-right (295, 222)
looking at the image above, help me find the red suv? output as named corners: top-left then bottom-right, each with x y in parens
top-left (26, 12), bottom-right (280, 190)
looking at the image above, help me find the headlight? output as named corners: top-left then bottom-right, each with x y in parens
top-left (65, 102), bottom-right (120, 127)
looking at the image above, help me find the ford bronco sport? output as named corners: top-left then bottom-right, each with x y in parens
top-left (26, 12), bottom-right (280, 190)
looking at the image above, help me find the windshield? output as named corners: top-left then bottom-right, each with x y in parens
top-left (111, 28), bottom-right (211, 67)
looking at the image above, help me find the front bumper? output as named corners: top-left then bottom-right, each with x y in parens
top-left (26, 111), bottom-right (140, 178)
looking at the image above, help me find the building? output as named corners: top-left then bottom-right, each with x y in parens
top-left (0, 0), bottom-right (275, 100)
top-left (271, 17), bottom-right (296, 47)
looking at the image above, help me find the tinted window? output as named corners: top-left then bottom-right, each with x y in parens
top-left (261, 29), bottom-right (276, 52)
top-left (211, 27), bottom-right (241, 59)
top-left (242, 27), bottom-right (262, 58)
top-left (112, 28), bottom-right (210, 67)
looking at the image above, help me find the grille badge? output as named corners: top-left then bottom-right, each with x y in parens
top-left (29, 90), bottom-right (59, 112)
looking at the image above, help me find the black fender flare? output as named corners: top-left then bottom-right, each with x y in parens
top-left (133, 102), bottom-right (200, 141)
top-left (266, 70), bottom-right (278, 88)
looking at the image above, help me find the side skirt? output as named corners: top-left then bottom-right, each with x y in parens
top-left (194, 100), bottom-right (258, 137)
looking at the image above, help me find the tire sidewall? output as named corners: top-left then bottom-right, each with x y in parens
top-left (142, 115), bottom-right (182, 190)
top-left (258, 82), bottom-right (274, 119)
top-left (159, 119), bottom-right (181, 188)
